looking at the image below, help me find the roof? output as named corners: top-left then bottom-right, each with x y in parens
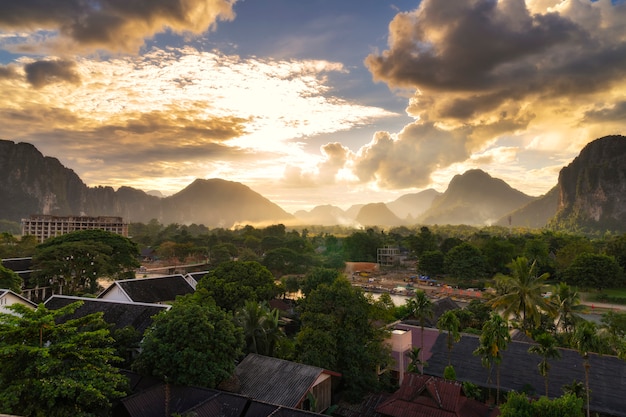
top-left (44, 295), bottom-right (168, 334)
top-left (375, 374), bottom-right (493, 417)
top-left (1, 257), bottom-right (33, 272)
top-left (98, 274), bottom-right (194, 303)
top-left (425, 333), bottom-right (626, 417)
top-left (0, 289), bottom-right (38, 309)
top-left (235, 353), bottom-right (330, 408)
top-left (116, 383), bottom-right (322, 417)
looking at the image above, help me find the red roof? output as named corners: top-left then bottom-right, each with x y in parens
top-left (376, 374), bottom-right (494, 417)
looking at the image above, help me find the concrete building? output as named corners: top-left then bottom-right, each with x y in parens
top-left (21, 215), bottom-right (128, 243)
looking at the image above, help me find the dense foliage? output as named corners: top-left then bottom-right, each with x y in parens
top-left (0, 302), bottom-right (128, 417)
top-left (196, 260), bottom-right (279, 312)
top-left (133, 293), bottom-right (244, 388)
top-left (296, 278), bottom-right (390, 402)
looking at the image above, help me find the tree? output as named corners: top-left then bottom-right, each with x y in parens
top-left (235, 300), bottom-right (285, 357)
top-left (33, 240), bottom-right (112, 295)
top-left (473, 312), bottom-right (510, 404)
top-left (444, 242), bottom-right (488, 281)
top-left (599, 311), bottom-right (626, 358)
top-left (407, 347), bottom-right (426, 374)
top-left (0, 264), bottom-right (22, 293)
top-left (33, 230), bottom-right (140, 294)
top-left (301, 267), bottom-right (340, 298)
top-left (437, 310), bottom-right (461, 366)
top-left (572, 321), bottom-right (602, 417)
top-left (563, 253), bottom-right (623, 290)
top-left (499, 391), bottom-right (583, 417)
top-left (296, 278), bottom-right (390, 402)
top-left (550, 282), bottom-right (586, 337)
top-left (489, 257), bottom-right (553, 331)
top-left (36, 229), bottom-right (140, 279)
top-left (197, 260), bottom-right (279, 312)
top-left (528, 333), bottom-right (561, 397)
top-left (405, 290), bottom-right (433, 373)
top-left (0, 302), bottom-right (128, 417)
top-left (417, 250), bottom-right (445, 277)
top-left (133, 293), bottom-right (244, 388)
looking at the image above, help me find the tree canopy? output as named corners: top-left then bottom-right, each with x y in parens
top-left (32, 229), bottom-right (140, 295)
top-left (133, 293), bottom-right (244, 388)
top-left (0, 302), bottom-right (128, 417)
top-left (296, 278), bottom-right (390, 402)
top-left (196, 260), bottom-right (279, 312)
top-left (0, 263), bottom-right (22, 292)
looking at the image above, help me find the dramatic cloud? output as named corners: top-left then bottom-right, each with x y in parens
top-left (352, 123), bottom-right (469, 189)
top-left (0, 47), bottom-right (394, 195)
top-left (0, 0), bottom-right (237, 53)
top-left (357, 0), bottom-right (626, 191)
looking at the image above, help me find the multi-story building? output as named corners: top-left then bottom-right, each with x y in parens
top-left (21, 215), bottom-right (128, 243)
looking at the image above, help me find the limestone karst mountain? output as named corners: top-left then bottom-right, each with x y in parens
top-left (2, 135), bottom-right (626, 232)
top-left (549, 135), bottom-right (626, 232)
top-left (0, 139), bottom-right (292, 228)
top-left (418, 169), bottom-right (536, 226)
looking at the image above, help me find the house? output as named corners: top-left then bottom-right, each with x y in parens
top-left (97, 275), bottom-right (194, 304)
top-left (0, 289), bottom-right (37, 314)
top-left (114, 382), bottom-right (322, 417)
top-left (375, 373), bottom-right (496, 417)
top-left (235, 353), bottom-right (340, 413)
top-left (44, 295), bottom-right (169, 335)
top-left (425, 332), bottom-right (626, 417)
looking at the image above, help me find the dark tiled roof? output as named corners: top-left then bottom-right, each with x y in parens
top-left (44, 295), bottom-right (168, 333)
top-left (235, 353), bottom-right (324, 408)
top-left (375, 374), bottom-right (492, 417)
top-left (425, 333), bottom-right (626, 417)
top-left (116, 383), bottom-right (321, 417)
top-left (100, 275), bottom-right (194, 303)
top-left (1, 257), bottom-right (33, 272)
top-left (186, 271), bottom-right (209, 282)
top-left (333, 393), bottom-right (390, 417)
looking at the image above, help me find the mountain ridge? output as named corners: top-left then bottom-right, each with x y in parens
top-left (2, 136), bottom-right (625, 232)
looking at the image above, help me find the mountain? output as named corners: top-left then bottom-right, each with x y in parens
top-left (293, 204), bottom-right (351, 225)
top-left (0, 139), bottom-right (292, 228)
top-left (418, 169), bottom-right (536, 226)
top-left (161, 178), bottom-right (293, 227)
top-left (496, 186), bottom-right (559, 229)
top-left (355, 203), bottom-right (405, 227)
top-left (549, 135), bottom-right (626, 232)
top-left (386, 189), bottom-right (441, 220)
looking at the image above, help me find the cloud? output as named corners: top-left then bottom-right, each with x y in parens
top-left (352, 122), bottom-right (469, 189)
top-left (355, 0), bottom-right (626, 191)
top-left (0, 0), bottom-right (237, 53)
top-left (24, 59), bottom-right (81, 88)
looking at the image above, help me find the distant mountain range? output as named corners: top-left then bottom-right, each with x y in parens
top-left (1, 135), bottom-right (625, 232)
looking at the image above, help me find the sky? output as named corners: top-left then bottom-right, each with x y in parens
top-left (1, 0), bottom-right (625, 214)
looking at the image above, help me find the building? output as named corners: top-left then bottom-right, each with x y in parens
top-left (0, 289), bottom-right (37, 314)
top-left (98, 275), bottom-right (195, 304)
top-left (21, 214), bottom-right (128, 243)
top-left (377, 246), bottom-right (400, 267)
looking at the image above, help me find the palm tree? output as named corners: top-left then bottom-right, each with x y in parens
top-left (573, 321), bottom-right (601, 417)
top-left (437, 310), bottom-right (460, 366)
top-left (473, 312), bottom-right (510, 404)
top-left (405, 290), bottom-right (433, 373)
top-left (550, 282), bottom-right (586, 337)
top-left (489, 257), bottom-right (553, 332)
top-left (235, 300), bottom-right (285, 356)
top-left (528, 333), bottom-right (561, 397)
top-left (407, 346), bottom-right (426, 374)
